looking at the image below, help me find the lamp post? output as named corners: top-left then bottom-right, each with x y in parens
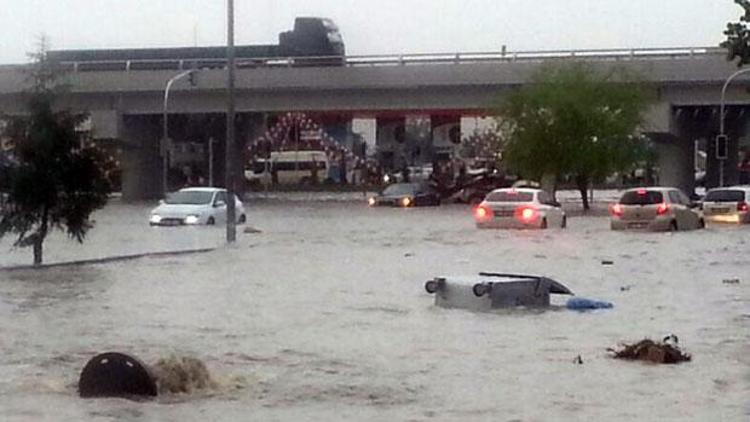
top-left (718, 67), bottom-right (750, 187)
top-left (162, 69), bottom-right (197, 196)
top-left (225, 0), bottom-right (237, 243)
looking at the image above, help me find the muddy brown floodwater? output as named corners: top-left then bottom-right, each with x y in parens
top-left (0, 193), bottom-right (748, 421)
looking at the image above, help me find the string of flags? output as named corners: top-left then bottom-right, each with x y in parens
top-left (246, 111), bottom-right (380, 172)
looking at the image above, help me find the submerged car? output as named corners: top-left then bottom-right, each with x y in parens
top-left (368, 182), bottom-right (441, 207)
top-left (424, 272), bottom-right (574, 311)
top-left (149, 187), bottom-right (246, 226)
top-left (701, 186), bottom-right (750, 224)
top-left (609, 187), bottom-right (704, 231)
top-left (473, 188), bottom-right (566, 229)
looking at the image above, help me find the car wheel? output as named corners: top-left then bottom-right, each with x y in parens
top-left (540, 218), bottom-right (548, 229)
top-left (238, 214), bottom-right (246, 224)
top-left (206, 216), bottom-right (215, 225)
top-left (561, 216), bottom-right (567, 229)
top-left (698, 218), bottom-right (705, 229)
top-left (669, 220), bottom-right (678, 231)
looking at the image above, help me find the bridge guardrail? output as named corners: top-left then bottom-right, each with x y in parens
top-left (48, 46), bottom-right (725, 72)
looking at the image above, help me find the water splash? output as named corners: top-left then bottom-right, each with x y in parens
top-left (151, 355), bottom-right (217, 394)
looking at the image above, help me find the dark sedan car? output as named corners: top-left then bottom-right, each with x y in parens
top-left (368, 182), bottom-right (441, 207)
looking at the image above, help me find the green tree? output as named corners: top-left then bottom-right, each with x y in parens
top-left (497, 63), bottom-right (650, 210)
top-left (722, 0), bottom-right (750, 66)
top-left (0, 41), bottom-right (111, 265)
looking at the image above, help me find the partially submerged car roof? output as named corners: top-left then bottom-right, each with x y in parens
top-left (440, 272), bottom-right (573, 295)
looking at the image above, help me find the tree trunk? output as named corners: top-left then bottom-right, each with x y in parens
top-left (33, 237), bottom-right (43, 266)
top-left (33, 206), bottom-right (49, 266)
top-left (575, 175), bottom-right (590, 211)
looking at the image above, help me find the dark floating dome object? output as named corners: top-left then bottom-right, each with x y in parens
top-left (79, 352), bottom-right (158, 399)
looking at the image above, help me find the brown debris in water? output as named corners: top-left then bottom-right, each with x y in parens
top-left (608, 338), bottom-right (691, 364)
top-left (151, 355), bottom-right (217, 394)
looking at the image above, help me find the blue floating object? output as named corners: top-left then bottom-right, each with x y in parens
top-left (566, 297), bottom-right (614, 311)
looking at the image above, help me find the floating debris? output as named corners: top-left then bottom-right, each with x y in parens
top-left (243, 226), bottom-right (262, 234)
top-left (151, 355), bottom-right (216, 394)
top-left (573, 355), bottom-right (583, 364)
top-left (601, 260), bottom-right (614, 265)
top-left (566, 297), bottom-right (613, 310)
top-left (619, 285), bottom-right (633, 292)
top-left (722, 278), bottom-right (740, 284)
top-left (608, 338), bottom-right (691, 364)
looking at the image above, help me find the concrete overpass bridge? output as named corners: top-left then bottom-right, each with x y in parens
top-left (1, 46), bottom-right (749, 200)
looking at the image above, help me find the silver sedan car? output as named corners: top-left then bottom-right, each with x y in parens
top-left (149, 187), bottom-right (247, 226)
top-left (474, 188), bottom-right (566, 229)
top-left (701, 186), bottom-right (750, 224)
top-left (609, 187), bottom-right (704, 231)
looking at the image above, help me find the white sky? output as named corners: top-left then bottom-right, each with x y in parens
top-left (0, 0), bottom-right (740, 64)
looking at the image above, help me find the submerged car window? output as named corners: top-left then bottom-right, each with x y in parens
top-left (619, 191), bottom-right (663, 205)
top-left (164, 191), bottom-right (214, 205)
top-left (383, 184), bottom-right (418, 195)
top-left (704, 189), bottom-right (745, 202)
top-left (485, 191), bottom-right (534, 202)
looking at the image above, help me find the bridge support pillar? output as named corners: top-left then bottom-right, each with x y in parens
top-left (376, 116), bottom-right (406, 171)
top-left (236, 113), bottom-right (266, 192)
top-left (120, 115), bottom-right (163, 201)
top-left (650, 132), bottom-right (695, 196)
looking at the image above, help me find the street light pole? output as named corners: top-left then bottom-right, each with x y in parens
top-left (162, 69), bottom-right (197, 196)
top-left (226, 0), bottom-right (237, 243)
top-left (718, 67), bottom-right (750, 187)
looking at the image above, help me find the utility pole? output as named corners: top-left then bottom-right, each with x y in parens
top-left (163, 69), bottom-right (198, 196)
top-left (718, 67), bottom-right (750, 187)
top-left (225, 0), bottom-right (237, 242)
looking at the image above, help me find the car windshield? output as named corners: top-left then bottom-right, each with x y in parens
top-left (704, 189), bottom-right (745, 202)
top-left (383, 183), bottom-right (419, 195)
top-left (619, 190), bottom-right (663, 205)
top-left (485, 191), bottom-right (534, 202)
top-left (164, 191), bottom-right (214, 205)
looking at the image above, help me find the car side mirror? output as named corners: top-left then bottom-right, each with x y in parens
top-left (689, 201), bottom-right (700, 209)
top-left (214, 200), bottom-right (226, 208)
top-left (551, 201), bottom-right (561, 208)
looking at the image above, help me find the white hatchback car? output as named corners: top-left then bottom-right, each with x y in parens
top-left (701, 185), bottom-right (750, 224)
top-left (149, 187), bottom-right (246, 226)
top-left (609, 187), bottom-right (704, 231)
top-left (474, 188), bottom-right (566, 229)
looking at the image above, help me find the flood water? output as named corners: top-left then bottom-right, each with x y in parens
top-left (0, 193), bottom-right (748, 421)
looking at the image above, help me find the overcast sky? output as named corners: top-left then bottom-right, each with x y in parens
top-left (0, 0), bottom-right (741, 64)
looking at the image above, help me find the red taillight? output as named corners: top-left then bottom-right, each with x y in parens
top-left (610, 203), bottom-right (623, 217)
top-left (656, 202), bottom-right (669, 215)
top-left (475, 206), bottom-right (492, 220)
top-left (738, 201), bottom-right (749, 212)
top-left (515, 206), bottom-right (538, 222)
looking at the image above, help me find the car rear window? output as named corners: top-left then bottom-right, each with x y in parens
top-left (619, 190), bottom-right (663, 205)
top-left (485, 191), bottom-right (534, 202)
top-left (704, 189), bottom-right (745, 202)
